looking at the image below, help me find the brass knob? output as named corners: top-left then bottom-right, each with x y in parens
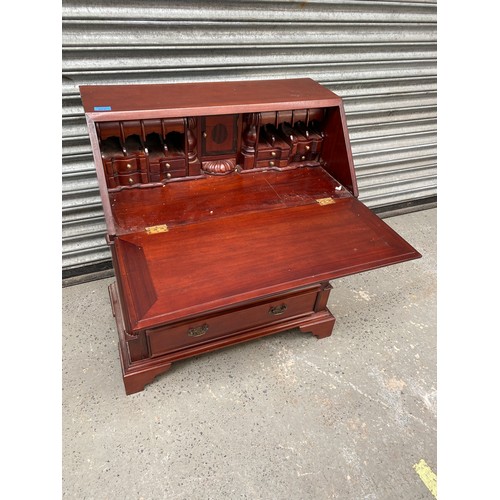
top-left (166, 173), bottom-right (172, 179)
top-left (301, 155), bottom-right (306, 161)
top-left (269, 161), bottom-right (275, 167)
top-left (305, 145), bottom-right (310, 151)
top-left (126, 163), bottom-right (132, 169)
top-left (128, 178), bottom-right (134, 184)
top-left (165, 162), bottom-right (171, 169)
top-left (271, 151), bottom-right (277, 157)
top-left (202, 131), bottom-right (207, 138)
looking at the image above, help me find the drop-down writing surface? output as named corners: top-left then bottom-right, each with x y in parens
top-left (114, 170), bottom-right (420, 331)
top-left (109, 167), bottom-right (351, 235)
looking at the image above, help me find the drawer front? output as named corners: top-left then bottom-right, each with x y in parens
top-left (107, 156), bottom-right (148, 175)
top-left (296, 139), bottom-right (313, 156)
top-left (150, 168), bottom-right (186, 182)
top-left (257, 147), bottom-right (281, 160)
top-left (160, 157), bottom-right (186, 171)
top-left (114, 157), bottom-right (138, 174)
top-left (255, 159), bottom-right (283, 169)
top-left (116, 172), bottom-right (148, 186)
top-left (292, 152), bottom-right (319, 163)
top-left (147, 288), bottom-right (319, 357)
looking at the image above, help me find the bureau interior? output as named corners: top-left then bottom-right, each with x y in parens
top-left (94, 105), bottom-right (355, 195)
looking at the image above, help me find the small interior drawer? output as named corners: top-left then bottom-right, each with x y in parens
top-left (149, 169), bottom-right (186, 182)
top-left (116, 172), bottom-right (148, 186)
top-left (295, 139), bottom-right (313, 156)
top-left (114, 157), bottom-right (138, 174)
top-left (160, 157), bottom-right (186, 170)
top-left (105, 156), bottom-right (148, 175)
top-left (257, 147), bottom-right (282, 160)
top-left (255, 159), bottom-right (282, 169)
top-left (147, 287), bottom-right (319, 357)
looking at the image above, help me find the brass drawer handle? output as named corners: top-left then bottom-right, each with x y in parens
top-left (269, 304), bottom-right (287, 315)
top-left (188, 324), bottom-right (209, 337)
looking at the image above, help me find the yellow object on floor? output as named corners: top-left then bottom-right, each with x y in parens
top-left (413, 459), bottom-right (437, 498)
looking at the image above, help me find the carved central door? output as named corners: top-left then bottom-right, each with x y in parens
top-left (201, 114), bottom-right (239, 157)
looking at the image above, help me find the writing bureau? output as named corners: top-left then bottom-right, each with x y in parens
top-left (80, 78), bottom-right (421, 395)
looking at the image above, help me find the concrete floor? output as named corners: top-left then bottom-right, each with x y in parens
top-left (62, 208), bottom-right (436, 500)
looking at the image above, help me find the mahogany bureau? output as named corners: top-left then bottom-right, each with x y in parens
top-left (80, 78), bottom-right (421, 395)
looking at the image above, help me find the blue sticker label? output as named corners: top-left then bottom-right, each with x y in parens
top-left (94, 106), bottom-right (112, 111)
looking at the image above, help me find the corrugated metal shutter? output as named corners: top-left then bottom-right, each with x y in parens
top-left (62, 0), bottom-right (437, 278)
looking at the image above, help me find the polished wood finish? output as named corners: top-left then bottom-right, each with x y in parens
top-left (81, 78), bottom-right (421, 394)
top-left (112, 177), bottom-right (418, 332)
top-left (109, 167), bottom-right (351, 235)
top-left (80, 78), bottom-right (342, 118)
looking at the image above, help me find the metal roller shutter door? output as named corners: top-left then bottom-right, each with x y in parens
top-left (62, 0), bottom-right (437, 279)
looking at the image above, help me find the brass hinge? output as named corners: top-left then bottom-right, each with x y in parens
top-left (145, 224), bottom-right (169, 235)
top-left (316, 197), bottom-right (335, 206)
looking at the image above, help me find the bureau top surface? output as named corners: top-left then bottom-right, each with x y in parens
top-left (80, 78), bottom-right (341, 119)
top-left (112, 169), bottom-right (421, 330)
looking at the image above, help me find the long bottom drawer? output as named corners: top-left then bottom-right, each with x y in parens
top-left (147, 287), bottom-right (319, 357)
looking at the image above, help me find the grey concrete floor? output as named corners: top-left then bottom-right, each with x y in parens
top-left (62, 208), bottom-right (436, 500)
